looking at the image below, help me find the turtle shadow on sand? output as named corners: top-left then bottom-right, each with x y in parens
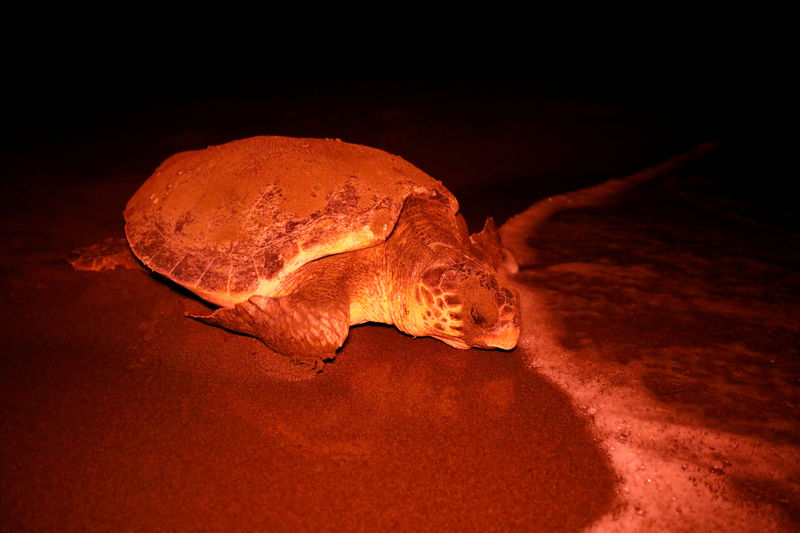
top-left (69, 136), bottom-right (522, 379)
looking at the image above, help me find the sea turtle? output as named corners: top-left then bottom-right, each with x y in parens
top-left (72, 136), bottom-right (520, 371)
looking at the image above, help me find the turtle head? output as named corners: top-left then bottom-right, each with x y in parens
top-left (403, 255), bottom-right (520, 350)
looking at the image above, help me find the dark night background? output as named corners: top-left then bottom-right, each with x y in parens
top-left (3, 25), bottom-right (792, 230)
top-left (3, 22), bottom-right (788, 151)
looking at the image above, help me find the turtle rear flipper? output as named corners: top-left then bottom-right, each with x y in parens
top-left (190, 293), bottom-right (350, 370)
top-left (68, 238), bottom-right (141, 271)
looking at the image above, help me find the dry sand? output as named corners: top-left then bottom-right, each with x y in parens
top-left (1, 127), bottom-right (619, 531)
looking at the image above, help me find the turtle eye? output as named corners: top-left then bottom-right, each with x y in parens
top-left (470, 307), bottom-right (486, 325)
top-left (468, 295), bottom-right (499, 328)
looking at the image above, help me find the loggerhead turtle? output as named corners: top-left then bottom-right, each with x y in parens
top-left (72, 136), bottom-right (520, 370)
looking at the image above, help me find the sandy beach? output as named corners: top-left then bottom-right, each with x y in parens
top-left (2, 64), bottom-right (796, 531)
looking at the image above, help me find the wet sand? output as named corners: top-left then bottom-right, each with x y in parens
top-left (2, 71), bottom-right (793, 530)
top-left (503, 138), bottom-right (799, 531)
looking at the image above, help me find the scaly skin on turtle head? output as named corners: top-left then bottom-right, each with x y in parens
top-left (412, 253), bottom-right (520, 350)
top-left (387, 197), bottom-right (521, 351)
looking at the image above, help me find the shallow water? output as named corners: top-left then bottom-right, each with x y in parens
top-left (503, 139), bottom-right (800, 531)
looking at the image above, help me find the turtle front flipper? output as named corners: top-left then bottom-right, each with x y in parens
top-left (190, 293), bottom-right (350, 369)
top-left (468, 217), bottom-right (518, 275)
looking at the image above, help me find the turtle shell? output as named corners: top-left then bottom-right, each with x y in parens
top-left (124, 136), bottom-right (458, 306)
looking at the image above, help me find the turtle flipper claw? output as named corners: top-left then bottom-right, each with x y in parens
top-left (255, 353), bottom-right (326, 381)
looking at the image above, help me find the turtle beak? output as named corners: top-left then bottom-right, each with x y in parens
top-left (435, 321), bottom-right (519, 351)
top-left (435, 336), bottom-right (471, 350)
top-left (484, 321), bottom-right (520, 350)
top-left (484, 302), bottom-right (521, 350)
